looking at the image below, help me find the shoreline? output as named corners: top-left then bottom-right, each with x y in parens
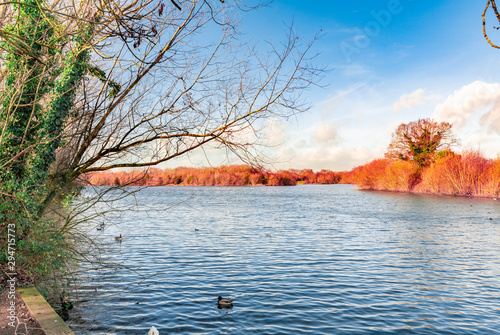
top-left (87, 182), bottom-right (499, 200)
top-left (18, 287), bottom-right (74, 335)
top-left (356, 186), bottom-right (499, 200)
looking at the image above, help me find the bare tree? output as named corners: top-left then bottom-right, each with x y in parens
top-left (1, 0), bottom-right (321, 211)
top-left (0, 0), bottom-right (321, 282)
top-left (58, 0), bottom-right (321, 180)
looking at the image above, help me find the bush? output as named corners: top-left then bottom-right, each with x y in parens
top-left (352, 150), bottom-right (500, 197)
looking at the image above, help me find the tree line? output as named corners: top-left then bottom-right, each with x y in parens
top-left (345, 118), bottom-right (500, 197)
top-left (86, 165), bottom-right (344, 187)
top-left (89, 117), bottom-right (500, 197)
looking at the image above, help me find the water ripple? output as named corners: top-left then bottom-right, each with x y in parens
top-left (69, 185), bottom-right (500, 334)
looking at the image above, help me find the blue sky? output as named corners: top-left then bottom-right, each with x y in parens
top-left (173, 0), bottom-right (500, 171)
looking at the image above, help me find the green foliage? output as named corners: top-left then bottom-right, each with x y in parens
top-left (436, 150), bottom-right (455, 160)
top-left (0, 0), bottom-right (94, 283)
top-left (88, 65), bottom-right (122, 98)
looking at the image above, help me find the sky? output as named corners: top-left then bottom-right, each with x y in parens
top-left (169, 0), bottom-right (500, 171)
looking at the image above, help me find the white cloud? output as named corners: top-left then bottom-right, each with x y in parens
top-left (434, 80), bottom-right (500, 130)
top-left (430, 80), bottom-right (500, 157)
top-left (393, 88), bottom-right (437, 112)
top-left (462, 132), bottom-right (500, 155)
top-left (313, 121), bottom-right (339, 146)
top-left (294, 140), bottom-right (307, 149)
top-left (279, 146), bottom-right (376, 171)
top-left (480, 100), bottom-right (500, 133)
top-left (263, 118), bottom-right (288, 146)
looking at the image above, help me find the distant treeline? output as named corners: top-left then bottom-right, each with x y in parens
top-left (343, 150), bottom-right (500, 197)
top-left (85, 151), bottom-right (500, 197)
top-left (85, 165), bottom-right (345, 187)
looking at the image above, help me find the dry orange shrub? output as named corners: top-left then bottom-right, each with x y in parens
top-left (480, 157), bottom-right (500, 197)
top-left (352, 159), bottom-right (416, 191)
top-left (351, 150), bottom-right (500, 197)
top-left (340, 166), bottom-right (363, 184)
top-left (355, 159), bottom-right (391, 190)
top-left (381, 160), bottom-right (418, 192)
top-left (267, 171), bottom-right (297, 186)
top-left (413, 154), bottom-right (455, 195)
top-left (83, 165), bottom-right (344, 187)
top-left (405, 150), bottom-right (499, 197)
top-left (415, 151), bottom-right (486, 196)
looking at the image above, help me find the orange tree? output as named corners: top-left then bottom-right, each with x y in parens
top-left (385, 118), bottom-right (458, 169)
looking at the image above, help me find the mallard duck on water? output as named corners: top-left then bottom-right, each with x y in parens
top-left (217, 296), bottom-right (233, 308)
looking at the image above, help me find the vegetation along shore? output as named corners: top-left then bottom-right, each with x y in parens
top-left (344, 119), bottom-right (500, 198)
top-left (87, 119), bottom-right (500, 198)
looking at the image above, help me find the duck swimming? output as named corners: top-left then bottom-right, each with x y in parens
top-left (217, 296), bottom-right (233, 308)
top-left (148, 326), bottom-right (159, 335)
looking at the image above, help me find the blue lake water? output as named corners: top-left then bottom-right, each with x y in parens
top-left (68, 185), bottom-right (500, 334)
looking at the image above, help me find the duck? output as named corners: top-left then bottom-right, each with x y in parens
top-left (97, 222), bottom-right (105, 230)
top-left (148, 326), bottom-right (159, 335)
top-left (115, 234), bottom-right (122, 241)
top-left (217, 296), bottom-right (233, 308)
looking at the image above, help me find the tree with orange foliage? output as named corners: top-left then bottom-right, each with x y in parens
top-left (385, 118), bottom-right (458, 169)
top-left (86, 165), bottom-right (353, 187)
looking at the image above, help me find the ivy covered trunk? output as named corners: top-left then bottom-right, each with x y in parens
top-left (0, 0), bottom-right (93, 280)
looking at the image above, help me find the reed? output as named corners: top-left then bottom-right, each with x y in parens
top-left (351, 150), bottom-right (500, 197)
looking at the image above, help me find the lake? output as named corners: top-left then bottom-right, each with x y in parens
top-left (68, 185), bottom-right (500, 334)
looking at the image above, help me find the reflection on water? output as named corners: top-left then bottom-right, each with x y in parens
top-left (68, 185), bottom-right (500, 334)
